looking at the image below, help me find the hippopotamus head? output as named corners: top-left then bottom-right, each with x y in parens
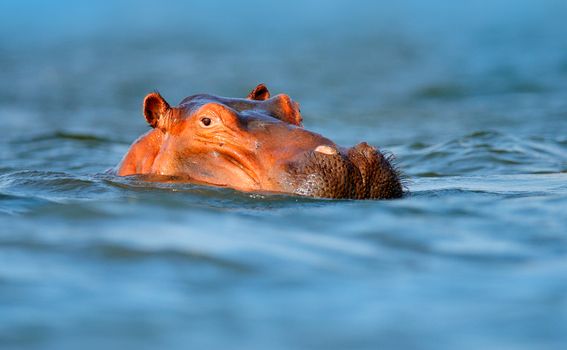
top-left (117, 84), bottom-right (403, 199)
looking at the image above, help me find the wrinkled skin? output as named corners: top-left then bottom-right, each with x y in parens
top-left (116, 84), bottom-right (403, 199)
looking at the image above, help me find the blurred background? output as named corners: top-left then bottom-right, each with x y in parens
top-left (1, 1), bottom-right (567, 349)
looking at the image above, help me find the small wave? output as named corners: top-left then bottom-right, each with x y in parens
top-left (411, 173), bottom-right (567, 196)
top-left (413, 83), bottom-right (466, 100)
top-left (399, 130), bottom-right (567, 177)
top-left (0, 169), bottom-right (332, 216)
top-left (2, 129), bottom-right (129, 174)
top-left (413, 76), bottom-right (548, 101)
top-left (95, 243), bottom-right (254, 272)
top-left (0, 170), bottom-right (114, 205)
top-left (0, 193), bottom-right (52, 215)
top-left (10, 130), bottom-right (123, 145)
top-left (102, 174), bottom-right (331, 211)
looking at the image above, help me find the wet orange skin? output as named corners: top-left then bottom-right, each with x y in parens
top-left (116, 84), bottom-right (336, 194)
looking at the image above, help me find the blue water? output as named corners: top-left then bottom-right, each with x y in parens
top-left (1, 1), bottom-right (567, 349)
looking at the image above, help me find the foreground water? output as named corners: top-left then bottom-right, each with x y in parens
top-left (1, 1), bottom-right (567, 349)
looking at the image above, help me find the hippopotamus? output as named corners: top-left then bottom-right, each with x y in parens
top-left (116, 84), bottom-right (403, 199)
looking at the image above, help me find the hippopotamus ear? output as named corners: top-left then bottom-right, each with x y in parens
top-left (143, 92), bottom-right (171, 130)
top-left (246, 84), bottom-right (271, 101)
top-left (266, 94), bottom-right (303, 127)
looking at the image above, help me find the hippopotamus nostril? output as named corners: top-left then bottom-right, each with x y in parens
top-left (314, 145), bottom-right (337, 155)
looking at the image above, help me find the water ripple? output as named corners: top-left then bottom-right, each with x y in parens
top-left (399, 130), bottom-right (567, 176)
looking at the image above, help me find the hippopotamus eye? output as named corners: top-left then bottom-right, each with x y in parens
top-left (200, 117), bottom-right (212, 127)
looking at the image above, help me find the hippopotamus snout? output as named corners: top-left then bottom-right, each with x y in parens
top-left (283, 142), bottom-right (403, 199)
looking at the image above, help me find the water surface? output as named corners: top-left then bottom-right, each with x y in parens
top-left (1, 1), bottom-right (567, 349)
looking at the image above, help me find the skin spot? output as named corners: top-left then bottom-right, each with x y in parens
top-left (314, 145), bottom-right (337, 155)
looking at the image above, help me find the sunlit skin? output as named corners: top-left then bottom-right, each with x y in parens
top-left (116, 84), bottom-right (403, 199)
